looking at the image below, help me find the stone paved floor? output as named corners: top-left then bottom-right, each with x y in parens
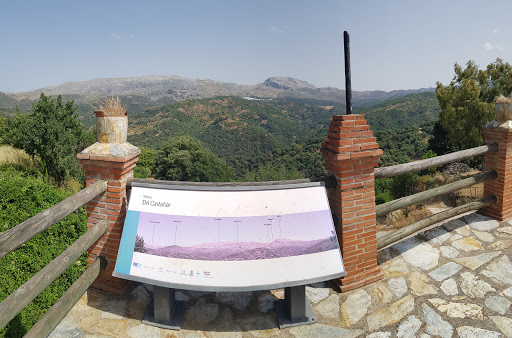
top-left (50, 211), bottom-right (512, 337)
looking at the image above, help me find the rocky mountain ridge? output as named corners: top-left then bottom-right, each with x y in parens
top-left (3, 75), bottom-right (434, 109)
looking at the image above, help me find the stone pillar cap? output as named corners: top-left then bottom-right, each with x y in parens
top-left (77, 142), bottom-right (141, 162)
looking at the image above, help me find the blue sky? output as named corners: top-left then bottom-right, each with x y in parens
top-left (1, 0), bottom-right (510, 92)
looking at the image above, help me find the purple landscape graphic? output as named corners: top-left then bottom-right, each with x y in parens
top-left (134, 210), bottom-right (339, 261)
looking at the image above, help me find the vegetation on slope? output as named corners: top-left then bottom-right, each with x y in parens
top-left (357, 92), bottom-right (439, 131)
top-left (0, 166), bottom-right (87, 337)
top-left (128, 96), bottom-right (336, 177)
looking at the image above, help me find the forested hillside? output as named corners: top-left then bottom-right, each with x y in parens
top-left (359, 92), bottom-right (439, 131)
top-left (126, 93), bottom-right (438, 177)
top-left (128, 96), bottom-right (336, 176)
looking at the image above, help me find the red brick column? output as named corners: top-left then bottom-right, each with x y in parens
top-left (77, 110), bottom-right (140, 294)
top-left (321, 114), bottom-right (384, 292)
top-left (481, 97), bottom-right (512, 221)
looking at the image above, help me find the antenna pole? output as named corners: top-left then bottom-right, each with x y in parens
top-left (344, 31), bottom-right (352, 115)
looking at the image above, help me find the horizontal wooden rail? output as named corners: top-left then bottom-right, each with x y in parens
top-left (25, 256), bottom-right (107, 338)
top-left (377, 195), bottom-right (496, 250)
top-left (376, 170), bottom-right (497, 217)
top-left (0, 220), bottom-right (108, 329)
top-left (374, 143), bottom-right (498, 179)
top-left (0, 180), bottom-right (107, 259)
top-left (128, 176), bottom-right (337, 189)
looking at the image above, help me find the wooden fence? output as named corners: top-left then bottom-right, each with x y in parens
top-left (374, 144), bottom-right (498, 250)
top-left (0, 180), bottom-right (108, 337)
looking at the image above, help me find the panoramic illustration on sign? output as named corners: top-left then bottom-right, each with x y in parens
top-left (134, 211), bottom-right (338, 261)
top-left (114, 184), bottom-right (346, 290)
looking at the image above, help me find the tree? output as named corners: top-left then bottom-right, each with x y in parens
top-left (5, 93), bottom-right (93, 186)
top-left (134, 147), bottom-right (158, 178)
top-left (134, 234), bottom-right (147, 253)
top-left (428, 121), bottom-right (451, 156)
top-left (153, 136), bottom-right (234, 182)
top-left (435, 58), bottom-right (512, 152)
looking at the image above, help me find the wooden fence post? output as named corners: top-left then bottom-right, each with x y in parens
top-left (321, 114), bottom-right (384, 292)
top-left (481, 96), bottom-right (512, 220)
top-left (77, 109), bottom-right (140, 294)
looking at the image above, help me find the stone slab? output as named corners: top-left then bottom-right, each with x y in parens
top-left (454, 251), bottom-right (501, 270)
top-left (481, 255), bottom-right (512, 284)
top-left (428, 262), bottom-right (462, 282)
top-left (485, 295), bottom-right (511, 315)
top-left (394, 238), bottom-right (439, 270)
top-left (341, 289), bottom-right (371, 326)
top-left (366, 295), bottom-right (414, 331)
top-left (422, 303), bottom-right (453, 338)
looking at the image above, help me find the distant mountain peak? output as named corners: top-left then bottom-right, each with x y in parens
top-left (262, 77), bottom-right (317, 91)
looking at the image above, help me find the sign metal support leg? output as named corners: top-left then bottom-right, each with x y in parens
top-left (274, 285), bottom-right (317, 329)
top-left (142, 286), bottom-right (184, 330)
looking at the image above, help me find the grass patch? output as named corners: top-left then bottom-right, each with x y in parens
top-left (0, 146), bottom-right (36, 173)
top-left (385, 205), bottom-right (433, 229)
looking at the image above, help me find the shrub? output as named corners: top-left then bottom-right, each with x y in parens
top-left (375, 191), bottom-right (393, 205)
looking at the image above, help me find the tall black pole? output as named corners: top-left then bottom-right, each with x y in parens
top-left (344, 31), bottom-right (352, 115)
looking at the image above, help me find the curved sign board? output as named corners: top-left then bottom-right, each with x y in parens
top-left (113, 182), bottom-right (346, 291)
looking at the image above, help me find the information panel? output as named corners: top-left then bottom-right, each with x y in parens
top-left (113, 183), bottom-right (346, 291)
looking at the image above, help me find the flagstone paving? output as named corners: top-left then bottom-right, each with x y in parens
top-left (50, 211), bottom-right (512, 337)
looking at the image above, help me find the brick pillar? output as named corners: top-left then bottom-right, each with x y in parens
top-left (77, 110), bottom-right (140, 294)
top-left (321, 114), bottom-right (384, 292)
top-left (481, 97), bottom-right (512, 221)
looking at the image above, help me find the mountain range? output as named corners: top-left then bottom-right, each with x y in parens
top-left (0, 75), bottom-right (434, 123)
top-left (142, 236), bottom-right (339, 261)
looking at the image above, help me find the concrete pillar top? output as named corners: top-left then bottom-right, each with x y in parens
top-left (486, 96), bottom-right (512, 129)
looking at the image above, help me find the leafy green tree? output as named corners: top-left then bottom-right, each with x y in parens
top-left (154, 136), bottom-right (234, 182)
top-left (436, 58), bottom-right (512, 152)
top-left (428, 121), bottom-right (451, 155)
top-left (134, 147), bottom-right (158, 178)
top-left (5, 94), bottom-right (93, 186)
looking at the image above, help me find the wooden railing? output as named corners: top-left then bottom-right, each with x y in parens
top-left (374, 144), bottom-right (498, 179)
top-left (375, 144), bottom-right (499, 250)
top-left (0, 180), bottom-right (108, 337)
top-left (0, 180), bottom-right (108, 258)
